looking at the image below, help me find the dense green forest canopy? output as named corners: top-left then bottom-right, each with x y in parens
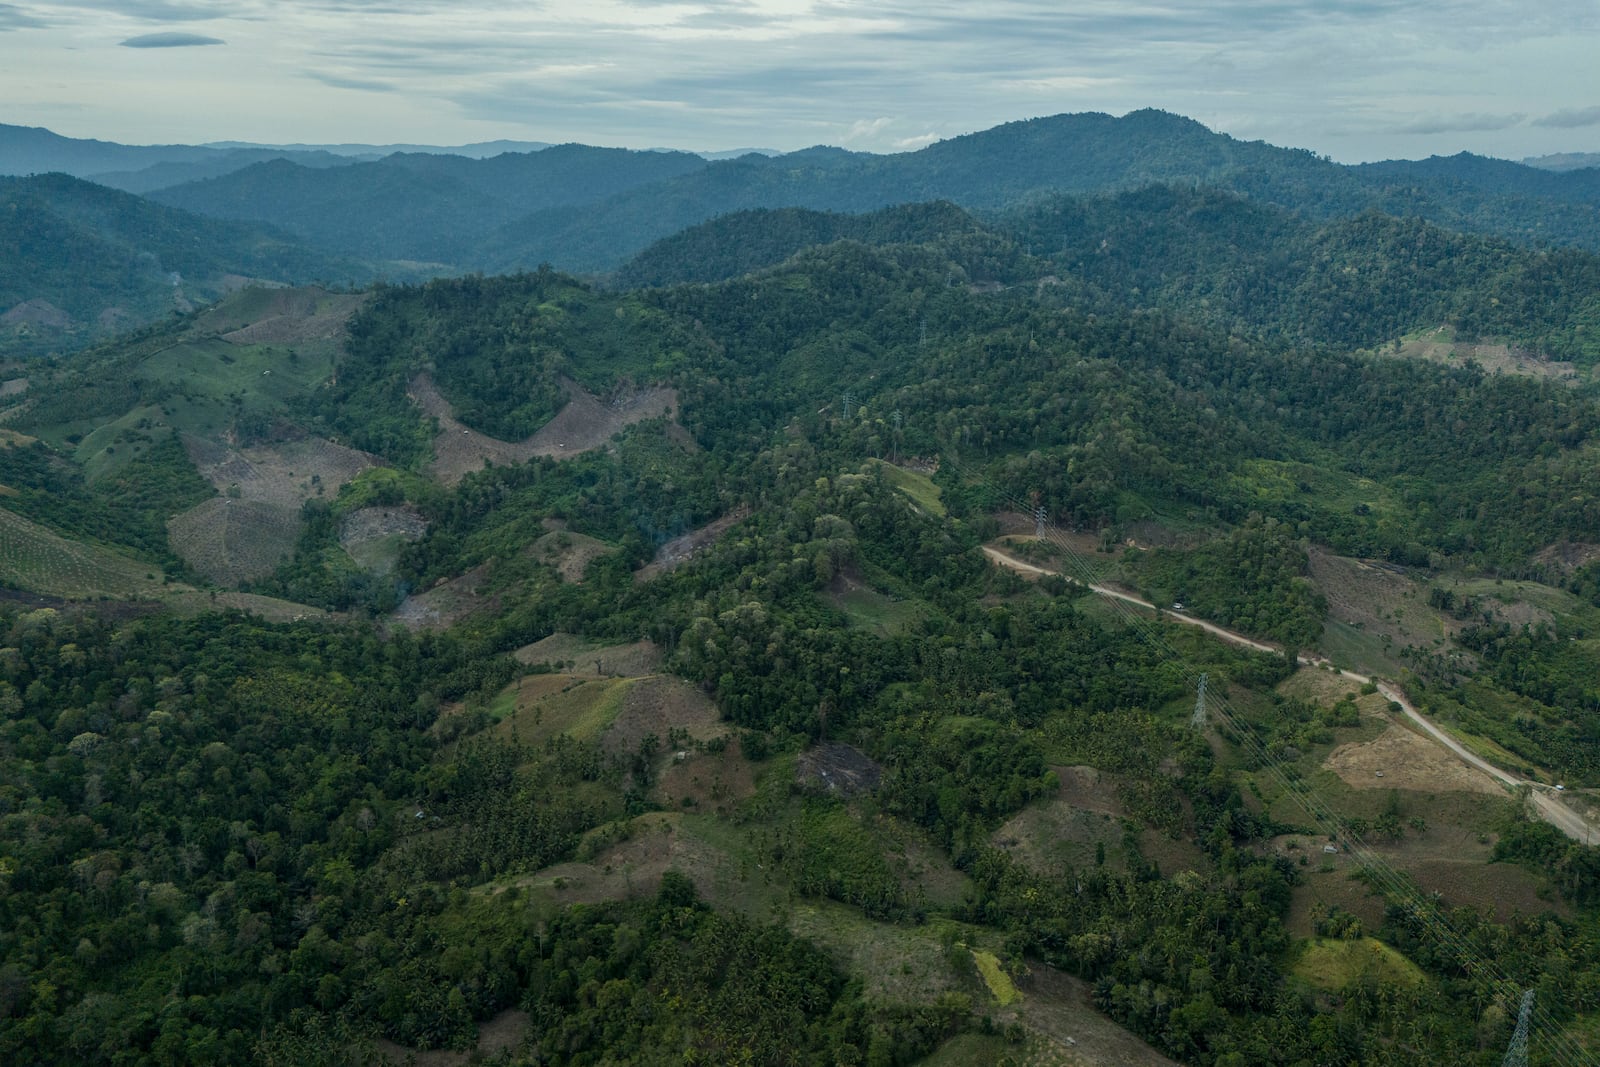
top-left (5, 142), bottom-right (1600, 1066)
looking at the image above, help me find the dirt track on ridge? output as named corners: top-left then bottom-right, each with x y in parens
top-left (982, 543), bottom-right (1596, 842)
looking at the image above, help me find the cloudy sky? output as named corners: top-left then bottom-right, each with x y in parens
top-left (2, 0), bottom-right (1598, 161)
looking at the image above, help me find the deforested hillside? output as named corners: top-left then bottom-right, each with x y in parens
top-left (7, 157), bottom-right (1600, 1067)
top-left (0, 173), bottom-right (379, 357)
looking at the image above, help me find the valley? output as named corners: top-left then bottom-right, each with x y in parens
top-left (2, 114), bottom-right (1600, 1067)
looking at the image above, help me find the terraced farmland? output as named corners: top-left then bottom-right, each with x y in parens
top-left (0, 508), bottom-right (164, 598)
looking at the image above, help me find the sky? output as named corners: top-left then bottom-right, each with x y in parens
top-left (2, 0), bottom-right (1598, 162)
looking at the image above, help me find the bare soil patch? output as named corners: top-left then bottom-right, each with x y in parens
top-left (1532, 541), bottom-right (1600, 575)
top-left (339, 505), bottom-right (427, 575)
top-left (390, 563), bottom-right (495, 632)
top-left (796, 742), bottom-right (882, 795)
top-left (167, 497), bottom-right (300, 585)
top-left (530, 528), bottom-right (613, 582)
top-left (2, 299), bottom-right (70, 328)
top-left (598, 675), bottom-right (724, 763)
top-left (375, 1008), bottom-right (529, 1067)
top-left (184, 434), bottom-right (378, 511)
top-left (513, 633), bottom-right (663, 677)
top-left (0, 378), bottom-right (26, 397)
top-left (993, 799), bottom-right (1127, 876)
top-left (1009, 964), bottom-right (1179, 1067)
top-left (1052, 765), bottom-right (1127, 818)
top-left (633, 506), bottom-right (750, 581)
top-left (411, 372), bottom-right (679, 486)
top-left (655, 734), bottom-right (758, 816)
top-left (1326, 723), bottom-right (1505, 796)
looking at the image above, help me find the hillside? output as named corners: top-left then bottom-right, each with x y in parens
top-left (6, 148), bottom-right (1600, 1067)
top-left (0, 173), bottom-right (381, 356)
top-left (148, 145), bottom-right (710, 263)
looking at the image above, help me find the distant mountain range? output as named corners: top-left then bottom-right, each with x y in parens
top-left (3, 109), bottom-right (1600, 357)
top-left (142, 109), bottom-right (1600, 274)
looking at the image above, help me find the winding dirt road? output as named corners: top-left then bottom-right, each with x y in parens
top-left (982, 544), bottom-right (1595, 842)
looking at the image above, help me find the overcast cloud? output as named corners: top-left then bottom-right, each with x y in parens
top-left (2, 0), bottom-right (1597, 161)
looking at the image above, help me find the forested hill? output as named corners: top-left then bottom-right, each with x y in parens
top-left (7, 203), bottom-right (1600, 1062)
top-left (616, 185), bottom-right (1600, 363)
top-left (147, 145), bottom-right (710, 263)
top-left (613, 201), bottom-right (1002, 287)
top-left (136, 109), bottom-right (1600, 275)
top-left (0, 173), bottom-right (377, 357)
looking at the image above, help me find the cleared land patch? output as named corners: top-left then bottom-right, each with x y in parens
top-left (1291, 937), bottom-right (1426, 992)
top-left (0, 508), bottom-right (165, 599)
top-left (410, 372), bottom-right (679, 486)
top-left (390, 563), bottom-right (495, 632)
top-left (1325, 722), bottom-right (1505, 796)
top-left (633, 506), bottom-right (750, 581)
top-left (169, 434), bottom-right (379, 585)
top-left (338, 505), bottom-right (427, 575)
top-left (513, 633), bottom-right (664, 677)
top-left (1307, 547), bottom-right (1457, 676)
top-left (185, 434), bottom-right (378, 511)
top-left (1395, 326), bottom-right (1584, 384)
top-left (209, 287), bottom-right (366, 346)
top-left (167, 498), bottom-right (301, 585)
top-left (822, 569), bottom-right (924, 636)
top-left (530, 528), bottom-right (613, 582)
top-left (993, 800), bottom-right (1128, 876)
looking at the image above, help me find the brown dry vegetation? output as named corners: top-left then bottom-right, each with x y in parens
top-left (167, 497), bottom-right (301, 585)
top-left (513, 634), bottom-right (664, 677)
top-left (654, 735), bottom-right (759, 816)
top-left (1325, 723), bottom-right (1506, 796)
top-left (1052, 765), bottom-right (1128, 818)
top-left (390, 563), bottom-right (496, 632)
top-left (410, 372), bottom-right (678, 486)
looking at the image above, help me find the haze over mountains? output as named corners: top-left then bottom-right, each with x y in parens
top-left (4, 108), bottom-right (1600, 358)
top-left (8, 103), bottom-right (1600, 1066)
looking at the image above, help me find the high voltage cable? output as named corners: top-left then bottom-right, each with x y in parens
top-left (935, 449), bottom-right (1593, 1067)
top-left (961, 464), bottom-right (1590, 1067)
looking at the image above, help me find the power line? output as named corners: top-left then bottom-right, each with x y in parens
top-left (936, 451), bottom-right (1592, 1067)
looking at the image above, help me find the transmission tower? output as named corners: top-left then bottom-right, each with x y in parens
top-left (1502, 989), bottom-right (1534, 1067)
top-left (1034, 503), bottom-right (1047, 539)
top-left (841, 391), bottom-right (855, 420)
top-left (1191, 674), bottom-right (1209, 730)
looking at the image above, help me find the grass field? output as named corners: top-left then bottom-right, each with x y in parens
top-left (872, 460), bottom-right (946, 516)
top-left (1291, 937), bottom-right (1426, 992)
top-left (822, 574), bottom-right (926, 636)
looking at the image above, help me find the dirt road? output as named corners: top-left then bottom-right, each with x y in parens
top-left (982, 544), bottom-right (1596, 842)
